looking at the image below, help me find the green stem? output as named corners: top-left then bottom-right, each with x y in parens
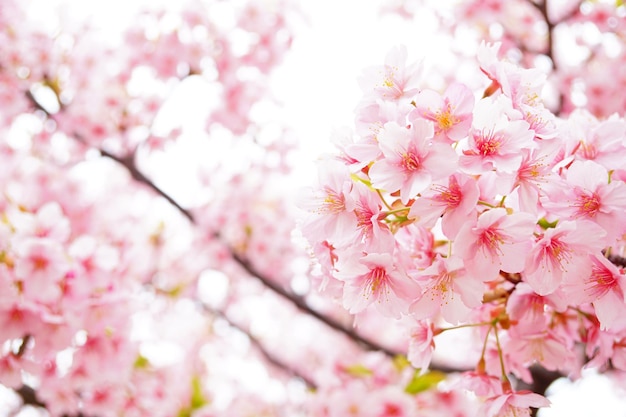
top-left (493, 324), bottom-right (510, 384)
top-left (381, 207), bottom-right (410, 217)
top-left (376, 189), bottom-right (394, 211)
top-left (438, 321), bottom-right (494, 333)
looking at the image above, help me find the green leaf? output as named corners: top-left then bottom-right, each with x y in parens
top-left (190, 376), bottom-right (208, 409)
top-left (133, 354), bottom-right (150, 369)
top-left (537, 217), bottom-right (558, 230)
top-left (177, 376), bottom-right (209, 417)
top-left (350, 173), bottom-right (374, 189)
top-left (404, 370), bottom-right (446, 394)
top-left (344, 363), bottom-right (374, 377)
top-left (392, 355), bottom-right (411, 372)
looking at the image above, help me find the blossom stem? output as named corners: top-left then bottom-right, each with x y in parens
top-left (381, 207), bottom-right (410, 217)
top-left (477, 325), bottom-right (493, 372)
top-left (477, 200), bottom-right (496, 208)
top-left (438, 321), bottom-right (494, 333)
top-left (376, 189), bottom-right (394, 210)
top-left (493, 324), bottom-right (510, 384)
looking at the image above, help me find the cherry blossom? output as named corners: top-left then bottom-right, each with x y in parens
top-left (455, 208), bottom-right (536, 281)
top-left (481, 390), bottom-right (550, 417)
top-left (409, 256), bottom-right (484, 324)
top-left (369, 119), bottom-right (457, 204)
top-left (411, 82), bottom-right (475, 142)
top-left (6, 0), bottom-right (626, 416)
top-left (408, 172), bottom-right (480, 240)
top-left (335, 252), bottom-right (420, 318)
top-left (524, 220), bottom-right (606, 295)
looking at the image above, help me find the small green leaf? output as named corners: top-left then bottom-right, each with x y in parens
top-left (392, 355), bottom-right (411, 372)
top-left (404, 370), bottom-right (446, 394)
top-left (177, 376), bottom-right (209, 417)
top-left (350, 173), bottom-right (374, 190)
top-left (190, 376), bottom-right (208, 409)
top-left (133, 354), bottom-right (150, 369)
top-left (344, 364), bottom-right (373, 377)
top-left (537, 217), bottom-right (558, 230)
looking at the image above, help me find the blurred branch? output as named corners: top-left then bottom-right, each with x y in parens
top-left (201, 303), bottom-right (317, 389)
top-left (23, 87), bottom-right (404, 361)
top-left (15, 385), bottom-right (46, 408)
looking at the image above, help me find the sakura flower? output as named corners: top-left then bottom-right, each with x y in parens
top-left (456, 372), bottom-right (502, 398)
top-left (524, 220), bottom-right (606, 295)
top-left (358, 45), bottom-right (422, 102)
top-left (409, 173), bottom-right (480, 240)
top-left (394, 224), bottom-right (436, 269)
top-left (511, 142), bottom-right (560, 215)
top-left (351, 182), bottom-right (395, 252)
top-left (335, 252), bottom-right (420, 318)
top-left (564, 254), bottom-right (626, 330)
top-left (10, 202), bottom-right (71, 243)
top-left (543, 160), bottom-right (626, 244)
top-left (331, 127), bottom-right (380, 172)
top-left (407, 319), bottom-right (435, 371)
top-left (410, 256), bottom-right (484, 324)
top-left (300, 159), bottom-right (357, 246)
top-left (459, 95), bottom-right (535, 174)
top-left (454, 208), bottom-right (536, 281)
top-left (411, 82), bottom-right (474, 142)
top-left (506, 329), bottom-right (576, 373)
top-left (572, 114), bottom-right (626, 171)
top-left (506, 283), bottom-right (567, 337)
top-left (369, 120), bottom-right (457, 204)
top-left (481, 390), bottom-right (550, 417)
top-left (369, 387), bottom-right (418, 417)
top-left (13, 238), bottom-right (69, 303)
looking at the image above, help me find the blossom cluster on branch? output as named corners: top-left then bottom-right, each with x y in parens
top-left (2, 0), bottom-right (626, 416)
top-left (301, 41), bottom-right (626, 416)
top-left (384, 0), bottom-right (626, 118)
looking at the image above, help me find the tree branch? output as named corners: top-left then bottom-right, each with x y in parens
top-left (201, 303), bottom-right (317, 389)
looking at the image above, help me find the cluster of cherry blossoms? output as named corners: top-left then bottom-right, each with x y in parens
top-left (0, 1), bottom-right (319, 416)
top-left (383, 0), bottom-right (626, 118)
top-left (301, 42), bottom-right (626, 416)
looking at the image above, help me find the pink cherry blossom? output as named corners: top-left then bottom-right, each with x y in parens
top-left (358, 45), bottom-right (422, 102)
top-left (454, 208), bottom-right (536, 281)
top-left (407, 319), bottom-right (435, 371)
top-left (410, 256), bottom-right (484, 324)
top-left (369, 120), bottom-right (457, 204)
top-left (564, 254), bottom-right (626, 330)
top-left (13, 239), bottom-right (69, 303)
top-left (543, 160), bottom-right (626, 244)
top-left (460, 96), bottom-right (535, 175)
top-left (524, 220), bottom-right (606, 295)
top-left (335, 252), bottom-right (421, 318)
top-left (300, 159), bottom-right (357, 246)
top-left (408, 173), bottom-right (480, 240)
top-left (511, 142), bottom-right (560, 215)
top-left (350, 182), bottom-right (395, 252)
top-left (411, 82), bottom-right (475, 142)
top-left (481, 390), bottom-right (550, 417)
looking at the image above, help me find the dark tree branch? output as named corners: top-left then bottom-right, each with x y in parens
top-left (16, 385), bottom-right (46, 408)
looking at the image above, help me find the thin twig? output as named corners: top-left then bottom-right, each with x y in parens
top-left (201, 303), bottom-right (317, 389)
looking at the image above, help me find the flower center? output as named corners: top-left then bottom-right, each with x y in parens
top-left (367, 266), bottom-right (388, 295)
top-left (401, 151), bottom-right (421, 172)
top-left (575, 192), bottom-right (601, 218)
top-left (476, 131), bottom-right (503, 156)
